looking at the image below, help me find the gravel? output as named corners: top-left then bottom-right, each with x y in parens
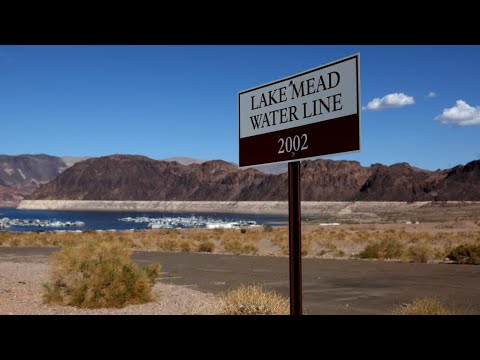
top-left (0, 261), bottom-right (220, 315)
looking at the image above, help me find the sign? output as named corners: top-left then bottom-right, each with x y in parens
top-left (238, 54), bottom-right (360, 167)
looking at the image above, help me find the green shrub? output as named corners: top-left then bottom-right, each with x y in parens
top-left (447, 244), bottom-right (480, 265)
top-left (220, 284), bottom-right (289, 315)
top-left (43, 238), bottom-right (160, 308)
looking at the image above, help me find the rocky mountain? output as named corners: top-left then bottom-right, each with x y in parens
top-left (162, 157), bottom-right (208, 166)
top-left (357, 162), bottom-right (434, 201)
top-left (301, 160), bottom-right (372, 200)
top-left (423, 160), bottom-right (480, 201)
top-left (162, 157), bottom-right (290, 174)
top-left (26, 155), bottom-right (480, 201)
top-left (0, 155), bottom-right (67, 207)
top-left (356, 161), bottom-right (480, 201)
top-left (27, 155), bottom-right (283, 201)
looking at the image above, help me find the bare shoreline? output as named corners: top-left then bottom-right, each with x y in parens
top-left (17, 199), bottom-right (432, 216)
top-left (17, 200), bottom-right (480, 223)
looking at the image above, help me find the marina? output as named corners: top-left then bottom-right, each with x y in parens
top-left (119, 215), bottom-right (260, 229)
top-left (0, 208), bottom-right (285, 232)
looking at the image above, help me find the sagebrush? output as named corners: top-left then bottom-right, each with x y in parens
top-left (392, 297), bottom-right (458, 315)
top-left (43, 238), bottom-right (160, 308)
top-left (447, 244), bottom-right (480, 265)
top-left (219, 284), bottom-right (289, 315)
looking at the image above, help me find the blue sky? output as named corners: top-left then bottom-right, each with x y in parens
top-left (0, 45), bottom-right (479, 170)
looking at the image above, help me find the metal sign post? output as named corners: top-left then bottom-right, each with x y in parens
top-left (288, 161), bottom-right (302, 315)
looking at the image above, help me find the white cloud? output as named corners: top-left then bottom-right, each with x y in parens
top-left (363, 93), bottom-right (415, 111)
top-left (426, 91), bottom-right (437, 98)
top-left (435, 100), bottom-right (480, 127)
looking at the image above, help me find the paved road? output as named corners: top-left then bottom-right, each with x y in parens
top-left (1, 246), bottom-right (479, 314)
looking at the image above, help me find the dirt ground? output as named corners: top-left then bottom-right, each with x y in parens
top-left (1, 202), bottom-right (479, 314)
top-left (1, 247), bottom-right (479, 315)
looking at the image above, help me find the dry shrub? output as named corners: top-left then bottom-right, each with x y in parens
top-left (392, 297), bottom-right (458, 315)
top-left (198, 240), bottom-right (215, 253)
top-left (179, 240), bottom-right (193, 253)
top-left (408, 242), bottom-right (435, 263)
top-left (336, 249), bottom-right (346, 257)
top-left (359, 238), bottom-right (405, 259)
top-left (222, 239), bottom-right (258, 255)
top-left (263, 225), bottom-right (273, 232)
top-left (43, 238), bottom-right (160, 308)
top-left (155, 238), bottom-right (178, 251)
top-left (219, 284), bottom-right (289, 315)
top-left (301, 238), bottom-right (312, 256)
top-left (447, 244), bottom-right (480, 265)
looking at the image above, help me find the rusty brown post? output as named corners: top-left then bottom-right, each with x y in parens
top-left (288, 161), bottom-right (302, 315)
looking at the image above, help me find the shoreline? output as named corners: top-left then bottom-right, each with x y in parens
top-left (18, 200), bottom-right (295, 215)
top-left (16, 199), bottom-right (480, 221)
top-left (14, 199), bottom-right (446, 216)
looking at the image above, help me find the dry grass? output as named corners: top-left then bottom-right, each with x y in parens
top-left (2, 225), bottom-right (480, 265)
top-left (43, 238), bottom-right (160, 309)
top-left (219, 284), bottom-right (289, 315)
top-left (392, 297), bottom-right (460, 315)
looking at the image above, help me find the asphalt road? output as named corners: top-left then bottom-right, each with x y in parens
top-left (1, 246), bottom-right (479, 314)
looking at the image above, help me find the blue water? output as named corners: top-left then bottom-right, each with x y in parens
top-left (0, 208), bottom-right (287, 232)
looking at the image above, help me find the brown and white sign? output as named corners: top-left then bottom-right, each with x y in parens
top-left (238, 54), bottom-right (360, 167)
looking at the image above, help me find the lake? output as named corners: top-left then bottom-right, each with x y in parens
top-left (0, 208), bottom-right (287, 232)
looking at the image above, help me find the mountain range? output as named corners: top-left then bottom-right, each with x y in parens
top-left (0, 154), bottom-right (67, 207)
top-left (18, 154), bottom-right (480, 203)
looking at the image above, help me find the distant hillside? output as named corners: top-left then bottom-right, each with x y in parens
top-left (27, 155), bottom-right (480, 201)
top-left (253, 163), bottom-right (288, 175)
top-left (61, 156), bottom-right (90, 167)
top-left (162, 157), bottom-right (208, 166)
top-left (0, 154), bottom-right (67, 207)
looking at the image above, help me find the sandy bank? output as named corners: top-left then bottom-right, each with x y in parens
top-left (18, 200), bottom-right (294, 215)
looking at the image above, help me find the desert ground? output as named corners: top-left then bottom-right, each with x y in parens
top-left (1, 247), bottom-right (480, 314)
top-left (1, 201), bottom-right (480, 314)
